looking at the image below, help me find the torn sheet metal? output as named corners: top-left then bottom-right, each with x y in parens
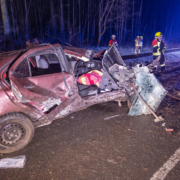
top-left (11, 81), bottom-right (31, 103)
top-left (108, 44), bottom-right (126, 66)
top-left (53, 85), bottom-right (127, 120)
top-left (128, 66), bottom-right (167, 116)
top-left (3, 43), bottom-right (168, 129)
top-left (109, 64), bottom-right (134, 84)
top-left (62, 46), bottom-right (93, 61)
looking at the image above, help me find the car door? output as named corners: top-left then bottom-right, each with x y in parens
top-left (9, 46), bottom-right (76, 116)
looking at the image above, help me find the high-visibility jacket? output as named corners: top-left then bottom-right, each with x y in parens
top-left (152, 39), bottom-right (166, 57)
top-left (139, 39), bottom-right (143, 47)
top-left (152, 39), bottom-right (166, 70)
top-left (109, 39), bottom-right (118, 47)
top-left (135, 38), bottom-right (140, 47)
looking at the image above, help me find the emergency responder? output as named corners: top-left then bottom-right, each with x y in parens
top-left (139, 36), bottom-right (143, 54)
top-left (152, 32), bottom-right (166, 72)
top-left (134, 36), bottom-right (140, 55)
top-left (109, 35), bottom-right (118, 47)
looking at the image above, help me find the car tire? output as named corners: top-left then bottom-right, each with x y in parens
top-left (0, 113), bottom-right (34, 154)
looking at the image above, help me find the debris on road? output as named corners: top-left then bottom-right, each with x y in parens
top-left (104, 114), bottom-right (120, 120)
top-left (166, 128), bottom-right (174, 132)
top-left (104, 114), bottom-right (125, 120)
top-left (154, 116), bottom-right (164, 123)
top-left (0, 155), bottom-right (26, 169)
top-left (128, 66), bottom-right (167, 118)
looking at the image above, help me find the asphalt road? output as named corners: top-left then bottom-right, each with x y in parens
top-left (0, 72), bottom-right (180, 180)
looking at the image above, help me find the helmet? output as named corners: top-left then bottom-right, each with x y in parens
top-left (112, 35), bottom-right (116, 38)
top-left (140, 36), bottom-right (143, 38)
top-left (155, 32), bottom-right (162, 38)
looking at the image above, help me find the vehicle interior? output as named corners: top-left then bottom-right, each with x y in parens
top-left (29, 53), bottom-right (62, 76)
top-left (70, 55), bottom-right (104, 97)
top-left (13, 53), bottom-right (62, 78)
top-left (67, 46), bottom-right (122, 97)
top-left (11, 45), bottom-right (123, 98)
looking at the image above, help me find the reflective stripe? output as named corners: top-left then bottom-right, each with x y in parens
top-left (153, 45), bottom-right (158, 48)
top-left (154, 64), bottom-right (165, 68)
top-left (153, 53), bottom-right (161, 56)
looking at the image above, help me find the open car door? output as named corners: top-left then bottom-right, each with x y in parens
top-left (9, 45), bottom-right (76, 117)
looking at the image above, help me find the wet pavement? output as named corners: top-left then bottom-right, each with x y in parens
top-left (1, 72), bottom-right (180, 180)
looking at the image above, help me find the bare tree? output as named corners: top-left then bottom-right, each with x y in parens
top-left (60, 0), bottom-right (65, 39)
top-left (97, 0), bottom-right (115, 46)
top-left (0, 0), bottom-right (180, 49)
top-left (73, 0), bottom-right (75, 34)
top-left (78, 0), bottom-right (81, 42)
top-left (137, 0), bottom-right (143, 35)
top-left (0, 0), bottom-right (11, 35)
top-left (50, 0), bottom-right (57, 35)
top-left (131, 0), bottom-right (135, 41)
top-left (10, 0), bottom-right (16, 37)
top-left (24, 0), bottom-right (32, 39)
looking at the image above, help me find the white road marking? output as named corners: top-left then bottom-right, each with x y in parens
top-left (150, 148), bottom-right (180, 180)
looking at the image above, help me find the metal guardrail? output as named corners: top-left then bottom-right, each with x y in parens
top-left (121, 48), bottom-right (180, 60)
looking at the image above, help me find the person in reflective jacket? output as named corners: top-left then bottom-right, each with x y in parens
top-left (109, 35), bottom-right (118, 47)
top-left (139, 36), bottom-right (143, 54)
top-left (134, 36), bottom-right (140, 55)
top-left (152, 32), bottom-right (166, 72)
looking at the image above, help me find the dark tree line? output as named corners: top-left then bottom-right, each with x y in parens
top-left (0, 0), bottom-right (180, 50)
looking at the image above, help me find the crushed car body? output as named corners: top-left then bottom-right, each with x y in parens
top-left (0, 43), bottom-right (167, 153)
top-left (1, 44), bottom-right (166, 125)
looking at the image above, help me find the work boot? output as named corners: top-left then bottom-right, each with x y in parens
top-left (161, 66), bottom-right (165, 71)
top-left (161, 66), bottom-right (166, 74)
top-left (151, 66), bottom-right (157, 72)
top-left (154, 71), bottom-right (161, 77)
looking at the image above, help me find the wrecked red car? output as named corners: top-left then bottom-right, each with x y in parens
top-left (0, 43), bottom-right (166, 153)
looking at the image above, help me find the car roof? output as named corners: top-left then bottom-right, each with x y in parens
top-left (0, 49), bottom-right (27, 68)
top-left (0, 44), bottom-right (61, 68)
top-left (0, 44), bottom-right (93, 68)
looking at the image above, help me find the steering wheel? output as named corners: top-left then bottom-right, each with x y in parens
top-left (74, 60), bottom-right (87, 77)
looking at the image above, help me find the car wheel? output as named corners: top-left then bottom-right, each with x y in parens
top-left (0, 113), bottom-right (34, 154)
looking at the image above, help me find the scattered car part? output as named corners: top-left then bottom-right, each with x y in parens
top-left (166, 128), bottom-right (174, 132)
top-left (128, 66), bottom-right (167, 117)
top-left (0, 155), bottom-right (26, 169)
top-left (132, 84), bottom-right (164, 122)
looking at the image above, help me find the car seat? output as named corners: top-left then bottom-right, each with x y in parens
top-left (35, 56), bottom-right (49, 69)
top-left (38, 58), bottom-right (49, 69)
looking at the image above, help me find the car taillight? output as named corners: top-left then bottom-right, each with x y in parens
top-left (4, 73), bottom-right (7, 79)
